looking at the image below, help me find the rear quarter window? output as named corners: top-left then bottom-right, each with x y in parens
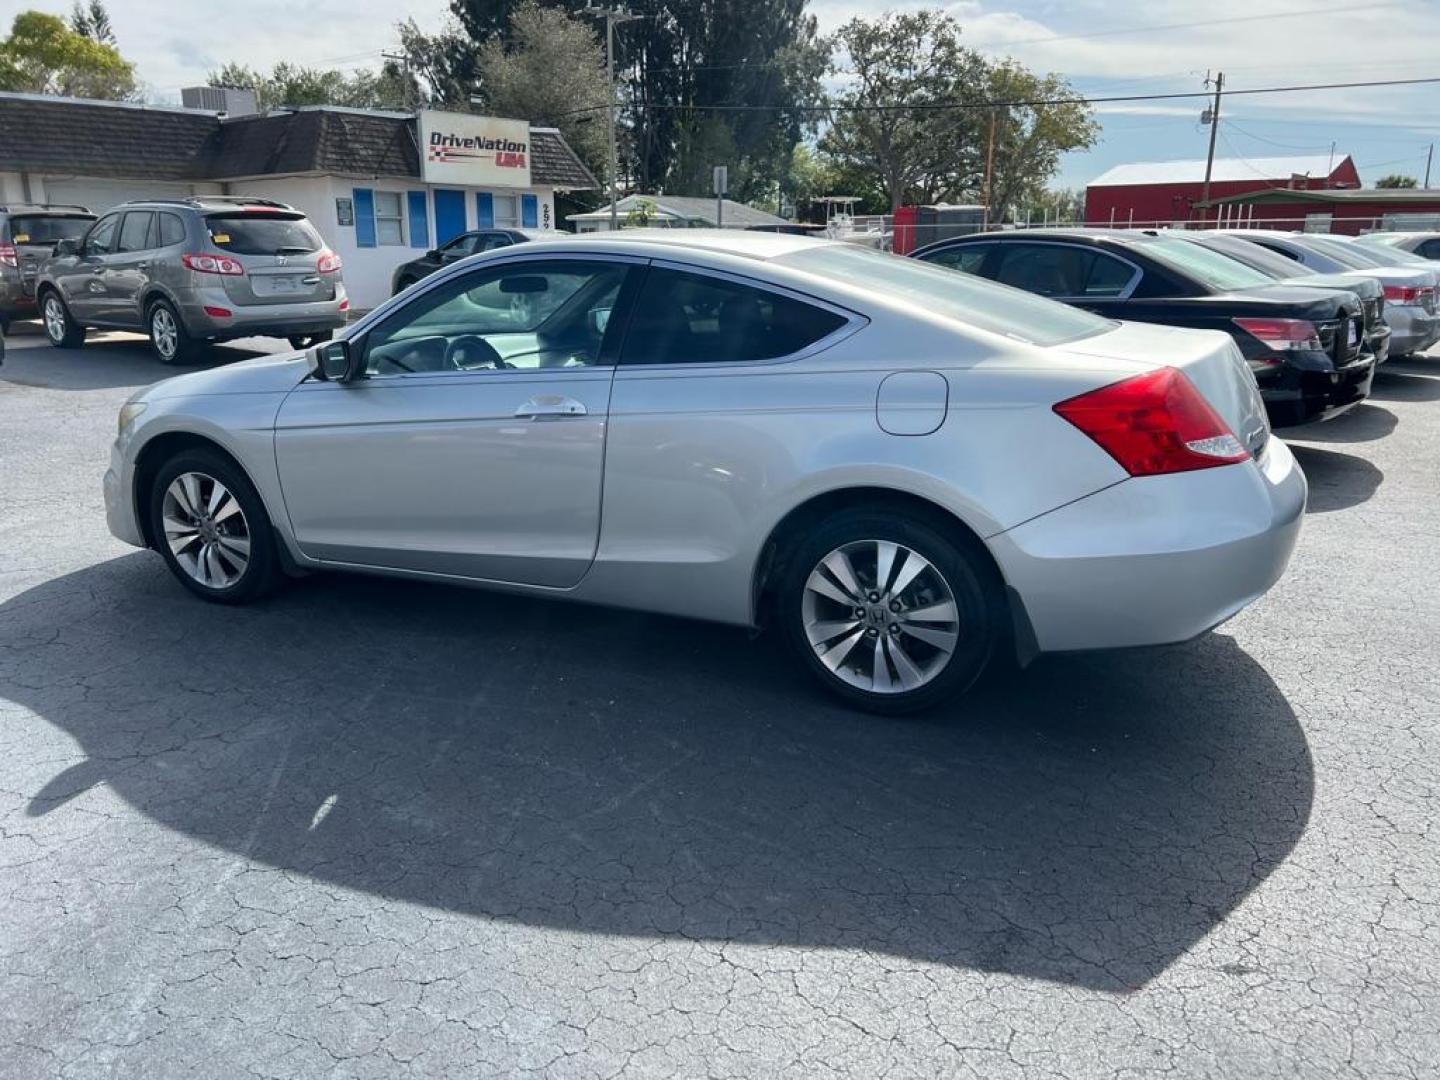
top-left (207, 213), bottom-right (322, 255)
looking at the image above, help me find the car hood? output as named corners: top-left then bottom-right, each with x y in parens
top-left (140, 351), bottom-right (311, 401)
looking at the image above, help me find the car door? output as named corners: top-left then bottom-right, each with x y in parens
top-left (273, 255), bottom-right (641, 587)
top-left (100, 210), bottom-right (155, 327)
top-left (55, 212), bottom-right (119, 324)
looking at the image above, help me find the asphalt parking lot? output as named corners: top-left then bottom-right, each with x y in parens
top-left (1, 325), bottom-right (1437, 1079)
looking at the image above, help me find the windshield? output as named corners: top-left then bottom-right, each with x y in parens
top-left (1194, 235), bottom-right (1316, 279)
top-left (6, 215), bottom-right (94, 245)
top-left (777, 243), bottom-right (1114, 346)
top-left (207, 212), bottom-right (322, 255)
top-left (1139, 237), bottom-right (1276, 290)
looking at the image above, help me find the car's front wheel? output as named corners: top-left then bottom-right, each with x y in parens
top-left (780, 510), bottom-right (1003, 714)
top-left (148, 299), bottom-right (196, 365)
top-left (148, 448), bottom-right (283, 604)
top-left (41, 291), bottom-right (85, 349)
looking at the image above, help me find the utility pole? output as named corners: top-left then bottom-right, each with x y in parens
top-left (583, 5), bottom-right (643, 231)
top-left (1200, 71), bottom-right (1224, 224)
top-left (982, 110), bottom-right (997, 229)
top-left (1426, 143), bottom-right (1434, 189)
top-left (382, 50), bottom-right (415, 112)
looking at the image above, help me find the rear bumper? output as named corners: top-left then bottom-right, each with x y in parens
top-left (1385, 305), bottom-right (1440, 355)
top-left (1256, 354), bottom-right (1374, 428)
top-left (990, 438), bottom-right (1306, 654)
top-left (178, 286), bottom-right (348, 341)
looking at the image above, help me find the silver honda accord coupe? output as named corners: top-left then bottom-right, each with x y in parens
top-left (104, 232), bottom-right (1306, 713)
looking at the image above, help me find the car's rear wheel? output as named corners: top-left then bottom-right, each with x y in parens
top-left (779, 510), bottom-right (1002, 714)
top-left (148, 299), bottom-right (196, 365)
top-left (287, 331), bottom-right (332, 350)
top-left (40, 291), bottom-right (85, 349)
top-left (148, 448), bottom-right (283, 604)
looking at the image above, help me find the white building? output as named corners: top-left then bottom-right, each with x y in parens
top-left (0, 92), bottom-right (597, 310)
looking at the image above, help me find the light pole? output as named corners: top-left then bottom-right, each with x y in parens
top-left (582, 5), bottom-right (643, 231)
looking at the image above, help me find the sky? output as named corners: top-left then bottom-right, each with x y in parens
top-left (25, 0), bottom-right (1440, 191)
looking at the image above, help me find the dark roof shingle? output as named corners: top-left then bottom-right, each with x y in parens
top-left (0, 93), bottom-right (597, 190)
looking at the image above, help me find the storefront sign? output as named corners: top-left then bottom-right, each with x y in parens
top-left (417, 110), bottom-right (532, 189)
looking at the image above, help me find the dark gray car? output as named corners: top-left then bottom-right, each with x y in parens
top-left (36, 196), bottom-right (348, 364)
top-left (0, 203), bottom-right (96, 333)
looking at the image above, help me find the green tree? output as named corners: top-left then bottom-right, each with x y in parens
top-left (819, 11), bottom-right (1095, 214)
top-left (1376, 174), bottom-right (1418, 189)
top-left (0, 10), bottom-right (136, 100)
top-left (69, 0), bottom-right (115, 45)
top-left (820, 11), bottom-right (988, 211)
top-left (207, 60), bottom-right (413, 112)
top-left (473, 2), bottom-right (609, 180)
top-left (979, 62), bottom-right (1097, 223)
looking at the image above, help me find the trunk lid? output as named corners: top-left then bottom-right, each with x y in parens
top-left (204, 212), bottom-right (338, 307)
top-left (1063, 320), bottom-right (1270, 459)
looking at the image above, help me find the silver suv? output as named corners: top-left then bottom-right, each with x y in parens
top-left (36, 196), bottom-right (348, 364)
top-left (0, 203), bottom-right (96, 333)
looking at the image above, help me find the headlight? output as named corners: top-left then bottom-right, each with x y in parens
top-left (118, 401), bottom-right (147, 435)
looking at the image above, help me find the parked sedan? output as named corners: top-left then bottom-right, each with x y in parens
top-left (911, 228), bottom-right (1372, 427)
top-left (1215, 230), bottom-right (1440, 357)
top-left (1360, 231), bottom-right (1440, 260)
top-left (104, 233), bottom-right (1303, 714)
top-left (391, 228), bottom-right (563, 294)
top-left (1170, 231), bottom-right (1391, 365)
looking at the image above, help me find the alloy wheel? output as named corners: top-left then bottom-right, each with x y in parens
top-left (44, 296), bottom-right (66, 343)
top-left (161, 472), bottom-right (251, 589)
top-left (802, 539), bottom-right (961, 694)
top-left (151, 307), bottom-right (178, 360)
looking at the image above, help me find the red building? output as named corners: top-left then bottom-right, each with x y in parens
top-left (1084, 154), bottom-right (1361, 227)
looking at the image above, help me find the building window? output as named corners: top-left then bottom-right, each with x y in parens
top-left (375, 191), bottom-right (404, 246)
top-left (492, 193), bottom-right (518, 229)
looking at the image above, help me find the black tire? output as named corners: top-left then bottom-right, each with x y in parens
top-left (147, 298), bottom-right (196, 365)
top-left (778, 509), bottom-right (1003, 715)
top-left (287, 331), bottom-right (333, 350)
top-left (40, 290), bottom-right (85, 349)
top-left (147, 447), bottom-right (284, 605)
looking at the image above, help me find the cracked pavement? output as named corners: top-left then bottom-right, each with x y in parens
top-left (1, 325), bottom-right (1437, 1078)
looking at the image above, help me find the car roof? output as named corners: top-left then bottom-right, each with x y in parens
top-left (113, 196), bottom-right (301, 214)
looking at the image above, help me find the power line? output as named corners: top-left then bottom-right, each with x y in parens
top-left (556, 74), bottom-right (1440, 118)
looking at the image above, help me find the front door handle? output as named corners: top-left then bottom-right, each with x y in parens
top-left (514, 395), bottom-right (587, 419)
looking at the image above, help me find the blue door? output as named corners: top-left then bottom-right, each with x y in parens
top-left (433, 189), bottom-right (467, 246)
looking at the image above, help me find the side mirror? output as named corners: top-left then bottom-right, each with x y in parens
top-left (53, 238), bottom-right (79, 257)
top-left (309, 338), bottom-right (359, 383)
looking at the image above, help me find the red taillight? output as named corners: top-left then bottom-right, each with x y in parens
top-left (181, 252), bottom-right (244, 276)
top-left (338, 298), bottom-right (349, 312)
top-left (0, 243), bottom-right (16, 268)
top-left (315, 250), bottom-right (342, 274)
top-left (203, 305), bottom-right (232, 318)
top-left (1384, 284), bottom-right (1423, 304)
top-left (1232, 317), bottom-right (1321, 352)
top-left (1054, 367), bottom-right (1250, 477)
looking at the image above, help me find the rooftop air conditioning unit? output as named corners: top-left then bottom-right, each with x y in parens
top-left (181, 86), bottom-right (259, 117)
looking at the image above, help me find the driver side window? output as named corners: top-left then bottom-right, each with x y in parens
top-left (362, 259), bottom-right (632, 378)
top-left (85, 215), bottom-right (120, 256)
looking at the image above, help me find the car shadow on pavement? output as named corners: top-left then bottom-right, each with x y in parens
top-left (1, 325), bottom-right (267, 391)
top-left (2, 554), bottom-right (1314, 993)
top-left (1278, 402), bottom-right (1396, 443)
top-left (1288, 444), bottom-right (1384, 514)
